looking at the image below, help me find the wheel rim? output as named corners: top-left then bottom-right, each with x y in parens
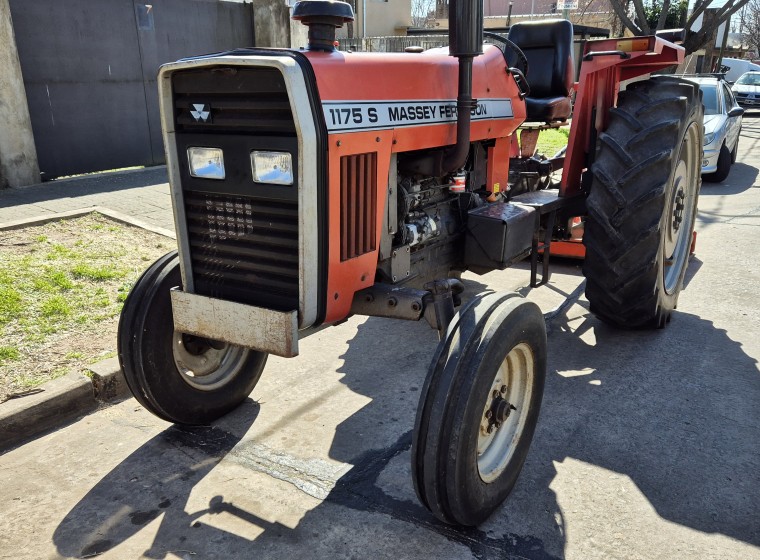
top-left (663, 121), bottom-right (700, 294)
top-left (172, 332), bottom-right (250, 391)
top-left (477, 342), bottom-right (534, 483)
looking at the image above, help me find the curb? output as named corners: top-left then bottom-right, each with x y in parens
top-left (0, 205), bottom-right (176, 239)
top-left (0, 358), bottom-right (130, 451)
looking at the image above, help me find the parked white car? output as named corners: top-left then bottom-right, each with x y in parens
top-left (731, 71), bottom-right (760, 107)
top-left (684, 76), bottom-right (744, 182)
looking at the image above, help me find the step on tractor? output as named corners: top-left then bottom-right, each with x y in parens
top-left (118, 0), bottom-right (703, 526)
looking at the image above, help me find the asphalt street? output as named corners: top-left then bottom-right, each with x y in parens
top-left (1, 115), bottom-right (759, 560)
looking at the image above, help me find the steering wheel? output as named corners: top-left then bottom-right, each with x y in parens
top-left (484, 32), bottom-right (529, 77)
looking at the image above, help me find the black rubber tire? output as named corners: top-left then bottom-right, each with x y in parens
top-left (704, 144), bottom-right (732, 183)
top-left (411, 292), bottom-right (546, 526)
top-left (118, 252), bottom-right (267, 425)
top-left (731, 132), bottom-right (739, 163)
top-left (582, 76), bottom-right (703, 328)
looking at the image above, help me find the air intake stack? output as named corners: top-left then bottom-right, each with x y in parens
top-left (292, 0), bottom-right (355, 51)
top-left (446, 0), bottom-right (484, 172)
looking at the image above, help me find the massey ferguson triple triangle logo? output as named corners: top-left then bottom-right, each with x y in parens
top-left (190, 103), bottom-right (211, 122)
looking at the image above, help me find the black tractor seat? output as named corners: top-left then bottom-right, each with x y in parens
top-left (507, 19), bottom-right (575, 123)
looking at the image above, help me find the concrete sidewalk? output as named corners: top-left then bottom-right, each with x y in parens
top-left (0, 166), bottom-right (173, 231)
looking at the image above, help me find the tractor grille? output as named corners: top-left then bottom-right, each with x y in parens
top-left (184, 191), bottom-right (299, 311)
top-left (172, 66), bottom-right (302, 312)
top-left (340, 152), bottom-right (378, 261)
top-left (172, 67), bottom-right (295, 135)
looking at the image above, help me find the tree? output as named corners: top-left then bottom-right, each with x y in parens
top-left (741, 0), bottom-right (760, 57)
top-left (643, 0), bottom-right (687, 30)
top-left (607, 0), bottom-right (751, 54)
top-left (411, 0), bottom-right (437, 28)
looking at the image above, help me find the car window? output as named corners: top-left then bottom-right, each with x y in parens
top-left (735, 73), bottom-right (760, 85)
top-left (700, 85), bottom-right (720, 115)
top-left (723, 83), bottom-right (736, 108)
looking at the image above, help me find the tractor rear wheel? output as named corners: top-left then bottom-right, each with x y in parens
top-left (411, 292), bottom-right (546, 526)
top-left (583, 77), bottom-right (703, 328)
top-left (118, 252), bottom-right (267, 425)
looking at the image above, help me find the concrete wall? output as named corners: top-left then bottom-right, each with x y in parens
top-left (290, 10), bottom-right (310, 49)
top-left (366, 0), bottom-right (411, 36)
top-left (337, 0), bottom-right (412, 38)
top-left (253, 0), bottom-right (291, 47)
top-left (0, 0), bottom-right (39, 188)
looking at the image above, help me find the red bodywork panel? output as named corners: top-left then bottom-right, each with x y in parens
top-left (300, 36), bottom-right (684, 323)
top-left (561, 36), bottom-right (685, 196)
top-left (303, 46), bottom-right (526, 322)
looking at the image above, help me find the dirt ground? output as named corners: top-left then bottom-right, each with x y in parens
top-left (0, 213), bottom-right (173, 402)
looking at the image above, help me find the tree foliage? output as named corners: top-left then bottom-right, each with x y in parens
top-left (741, 0), bottom-right (760, 57)
top-left (411, 0), bottom-right (437, 27)
top-left (643, 0), bottom-right (687, 30)
top-left (608, 0), bottom-right (751, 54)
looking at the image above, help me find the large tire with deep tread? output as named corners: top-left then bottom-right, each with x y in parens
top-left (704, 144), bottom-right (731, 182)
top-left (412, 292), bottom-right (546, 526)
top-left (583, 76), bottom-right (703, 328)
top-left (118, 252), bottom-right (267, 424)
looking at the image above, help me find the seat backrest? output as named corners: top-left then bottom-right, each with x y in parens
top-left (507, 20), bottom-right (574, 99)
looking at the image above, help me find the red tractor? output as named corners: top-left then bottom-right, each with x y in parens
top-left (118, 0), bottom-right (702, 526)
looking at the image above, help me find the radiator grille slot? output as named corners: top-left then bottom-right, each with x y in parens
top-left (340, 153), bottom-right (378, 261)
top-left (184, 191), bottom-right (299, 311)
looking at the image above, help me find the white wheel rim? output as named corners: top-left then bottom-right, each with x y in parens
top-left (172, 332), bottom-right (249, 391)
top-left (663, 121), bottom-right (700, 294)
top-left (477, 342), bottom-right (534, 483)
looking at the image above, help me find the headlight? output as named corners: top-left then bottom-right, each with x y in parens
top-left (251, 151), bottom-right (293, 185)
top-left (704, 133), bottom-right (715, 146)
top-left (187, 147), bottom-right (225, 180)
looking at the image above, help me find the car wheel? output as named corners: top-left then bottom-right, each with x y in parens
top-left (704, 144), bottom-right (731, 183)
top-left (731, 127), bottom-right (740, 163)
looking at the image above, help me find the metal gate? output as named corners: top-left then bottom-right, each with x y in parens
top-left (9, 0), bottom-right (254, 178)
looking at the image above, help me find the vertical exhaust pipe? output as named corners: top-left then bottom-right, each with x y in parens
top-left (446, 0), bottom-right (483, 172)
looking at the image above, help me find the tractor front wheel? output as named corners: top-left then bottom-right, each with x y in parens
top-left (583, 76), bottom-right (703, 328)
top-left (118, 252), bottom-right (267, 425)
top-left (411, 293), bottom-right (546, 526)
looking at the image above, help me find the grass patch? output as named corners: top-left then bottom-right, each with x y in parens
top-left (0, 347), bottom-right (20, 364)
top-left (535, 127), bottom-right (570, 158)
top-left (0, 213), bottom-right (172, 400)
top-left (0, 284), bottom-right (22, 325)
top-left (71, 263), bottom-right (127, 281)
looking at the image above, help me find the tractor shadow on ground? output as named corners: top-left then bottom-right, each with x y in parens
top-left (52, 283), bottom-right (760, 558)
top-left (683, 256), bottom-right (703, 289)
top-left (529, 305), bottom-right (760, 550)
top-left (52, 400), bottom-right (261, 559)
